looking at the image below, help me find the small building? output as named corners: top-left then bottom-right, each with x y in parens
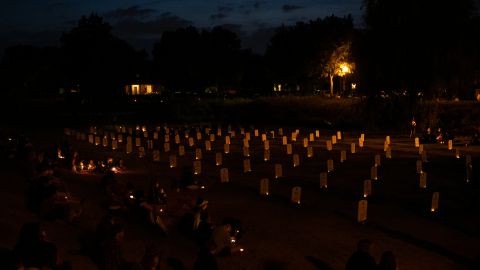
top-left (124, 84), bottom-right (162, 95)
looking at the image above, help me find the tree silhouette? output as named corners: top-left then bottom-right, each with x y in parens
top-left (265, 15), bottom-right (355, 95)
top-left (363, 0), bottom-right (477, 98)
top-left (60, 13), bottom-right (146, 97)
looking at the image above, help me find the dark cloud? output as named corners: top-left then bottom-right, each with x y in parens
top-left (253, 1), bottom-right (266, 9)
top-left (218, 5), bottom-right (234, 13)
top-left (209, 13), bottom-right (227, 21)
top-left (104, 5), bottom-right (157, 20)
top-left (113, 12), bottom-right (192, 38)
top-left (282, 5), bottom-right (304, 12)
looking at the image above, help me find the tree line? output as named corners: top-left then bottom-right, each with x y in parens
top-left (1, 0), bottom-right (480, 100)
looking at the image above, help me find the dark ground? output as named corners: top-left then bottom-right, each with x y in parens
top-left (1, 125), bottom-right (479, 269)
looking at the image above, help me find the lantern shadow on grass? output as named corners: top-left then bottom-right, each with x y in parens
top-left (305, 255), bottom-right (335, 270)
top-left (369, 223), bottom-right (474, 268)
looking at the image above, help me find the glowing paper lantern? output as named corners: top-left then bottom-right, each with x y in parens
top-left (195, 148), bottom-right (202, 160)
top-left (293, 154), bottom-right (300, 167)
top-left (264, 149), bottom-right (270, 161)
top-left (254, 129), bottom-right (259, 137)
top-left (205, 141), bottom-right (212, 151)
top-left (385, 135), bottom-right (391, 145)
top-left (357, 200), bottom-right (368, 223)
top-left (261, 133), bottom-right (267, 142)
top-left (193, 160), bottom-right (201, 175)
top-left (278, 128), bottom-right (284, 136)
top-left (164, 143), bottom-right (170, 153)
top-left (351, 143), bottom-right (356, 154)
top-left (95, 136), bottom-right (101, 146)
top-left (326, 141), bottom-right (333, 151)
top-left (175, 135), bottom-right (181, 144)
top-left (126, 136), bottom-right (132, 154)
top-left (275, 164), bottom-right (282, 178)
top-left (196, 132), bottom-right (202, 141)
top-left (363, 179), bottom-right (372, 197)
top-left (320, 172), bottom-right (327, 188)
top-left (225, 136), bottom-right (231, 145)
top-left (418, 144), bottom-right (424, 155)
top-left (240, 127), bottom-right (245, 135)
top-left (147, 140), bottom-right (153, 150)
top-left (220, 168), bottom-right (229, 183)
top-left (245, 132), bottom-right (251, 141)
top-left (340, 150), bottom-right (347, 163)
top-left (224, 144), bottom-right (230, 154)
top-left (188, 137), bottom-right (194, 147)
top-left (243, 139), bottom-right (249, 148)
top-left (282, 136), bottom-right (288, 145)
top-left (307, 146), bottom-right (313, 158)
top-left (309, 133), bottom-right (314, 142)
top-left (215, 153), bottom-right (222, 166)
top-left (416, 160), bottom-right (423, 173)
top-left (448, 140), bottom-right (453, 150)
top-left (466, 154), bottom-right (472, 165)
top-left (102, 136), bottom-right (108, 147)
top-left (178, 145), bottom-right (185, 156)
top-left (360, 133), bottom-right (365, 141)
top-left (327, 159), bottom-right (334, 172)
top-left (169, 155), bottom-right (177, 168)
top-left (260, 178), bottom-right (269, 196)
top-left (415, 137), bottom-right (420, 148)
top-left (420, 172), bottom-right (427, 188)
top-left (431, 192), bottom-right (439, 212)
top-left (217, 128), bottom-right (222, 136)
top-left (153, 150), bottom-right (160, 162)
top-left (264, 140), bottom-right (270, 150)
top-left (210, 134), bottom-right (215, 142)
top-left (375, 154), bottom-right (381, 167)
top-left (135, 138), bottom-right (141, 147)
top-left (286, 144), bottom-right (293, 155)
top-left (138, 147), bottom-right (146, 158)
top-left (331, 135), bottom-right (337, 145)
top-left (243, 159), bottom-right (251, 173)
top-left (143, 130), bottom-right (148, 138)
top-left (291, 132), bottom-right (297, 142)
top-left (337, 131), bottom-right (342, 140)
top-left (386, 147), bottom-right (392, 159)
top-left (303, 138), bottom-right (308, 148)
top-left (243, 147), bottom-right (250, 157)
top-left (467, 163), bottom-right (472, 183)
top-left (422, 150), bottom-right (428, 162)
top-left (291, 187), bottom-right (301, 204)
top-left (370, 166), bottom-right (378, 180)
top-left (359, 139), bottom-right (364, 148)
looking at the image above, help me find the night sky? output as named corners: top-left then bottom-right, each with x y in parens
top-left (0, 0), bottom-right (363, 54)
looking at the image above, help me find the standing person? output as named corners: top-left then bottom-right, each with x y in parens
top-left (410, 117), bottom-right (417, 138)
top-left (193, 242), bottom-right (218, 270)
top-left (102, 224), bottom-right (129, 270)
top-left (377, 251), bottom-right (397, 270)
top-left (132, 244), bottom-right (163, 270)
top-left (345, 239), bottom-right (377, 270)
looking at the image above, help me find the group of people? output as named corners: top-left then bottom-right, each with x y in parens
top-left (346, 239), bottom-right (397, 270)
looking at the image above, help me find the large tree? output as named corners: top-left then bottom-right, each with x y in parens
top-left (362, 0), bottom-right (477, 98)
top-left (60, 13), bottom-right (146, 97)
top-left (265, 15), bottom-right (355, 95)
